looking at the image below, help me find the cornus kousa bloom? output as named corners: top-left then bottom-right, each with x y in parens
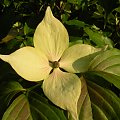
top-left (0, 7), bottom-right (99, 120)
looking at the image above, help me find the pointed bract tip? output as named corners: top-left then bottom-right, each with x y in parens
top-left (46, 6), bottom-right (51, 11)
top-left (45, 6), bottom-right (53, 19)
top-left (0, 55), bottom-right (9, 62)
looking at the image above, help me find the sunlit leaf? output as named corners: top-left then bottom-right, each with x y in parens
top-left (2, 90), bottom-right (67, 120)
top-left (89, 48), bottom-right (120, 89)
top-left (77, 77), bottom-right (93, 120)
top-left (2, 94), bottom-right (33, 120)
top-left (84, 27), bottom-right (113, 48)
top-left (87, 81), bottom-right (120, 120)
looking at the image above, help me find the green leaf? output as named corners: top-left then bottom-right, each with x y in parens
top-left (0, 81), bottom-right (24, 95)
top-left (0, 81), bottom-right (24, 107)
top-left (67, 0), bottom-right (81, 5)
top-left (4, 0), bottom-right (11, 7)
top-left (89, 48), bottom-right (120, 89)
top-left (2, 94), bottom-right (33, 120)
top-left (24, 23), bottom-right (33, 35)
top-left (65, 20), bottom-right (86, 28)
top-left (2, 89), bottom-right (67, 120)
top-left (97, 0), bottom-right (119, 15)
top-left (0, 81), bottom-right (25, 119)
top-left (61, 14), bottom-right (69, 23)
top-left (87, 81), bottom-right (120, 120)
top-left (77, 77), bottom-right (93, 120)
top-left (91, 103), bottom-right (108, 120)
top-left (28, 91), bottom-right (67, 120)
top-left (0, 28), bottom-right (19, 44)
top-left (20, 36), bottom-right (33, 47)
top-left (89, 71), bottom-right (120, 90)
top-left (69, 36), bottom-right (83, 47)
top-left (114, 7), bottom-right (120, 13)
top-left (0, 6), bottom-right (18, 40)
top-left (84, 27), bottom-right (113, 48)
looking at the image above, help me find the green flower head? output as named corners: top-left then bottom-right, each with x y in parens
top-left (0, 7), bottom-right (99, 120)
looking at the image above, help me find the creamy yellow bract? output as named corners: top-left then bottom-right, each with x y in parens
top-left (0, 7), bottom-right (99, 120)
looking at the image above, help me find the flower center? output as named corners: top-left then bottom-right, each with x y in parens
top-left (53, 61), bottom-right (59, 68)
top-left (49, 61), bottom-right (59, 68)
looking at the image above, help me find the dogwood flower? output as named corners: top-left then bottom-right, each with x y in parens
top-left (0, 7), bottom-right (99, 120)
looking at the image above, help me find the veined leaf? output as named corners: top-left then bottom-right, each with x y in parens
top-left (91, 103), bottom-right (108, 120)
top-left (77, 77), bottom-right (93, 120)
top-left (84, 27), bottom-right (113, 48)
top-left (0, 81), bottom-right (24, 94)
top-left (0, 81), bottom-right (25, 105)
top-left (2, 90), bottom-right (67, 120)
top-left (89, 48), bottom-right (120, 89)
top-left (28, 91), bottom-right (67, 120)
top-left (0, 81), bottom-right (25, 103)
top-left (0, 81), bottom-right (25, 118)
top-left (87, 81), bottom-right (120, 120)
top-left (2, 94), bottom-right (33, 120)
top-left (88, 71), bottom-right (120, 89)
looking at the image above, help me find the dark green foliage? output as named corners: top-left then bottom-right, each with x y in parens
top-left (0, 0), bottom-right (120, 120)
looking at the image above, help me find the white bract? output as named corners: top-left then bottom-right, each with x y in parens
top-left (0, 7), bottom-right (99, 120)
